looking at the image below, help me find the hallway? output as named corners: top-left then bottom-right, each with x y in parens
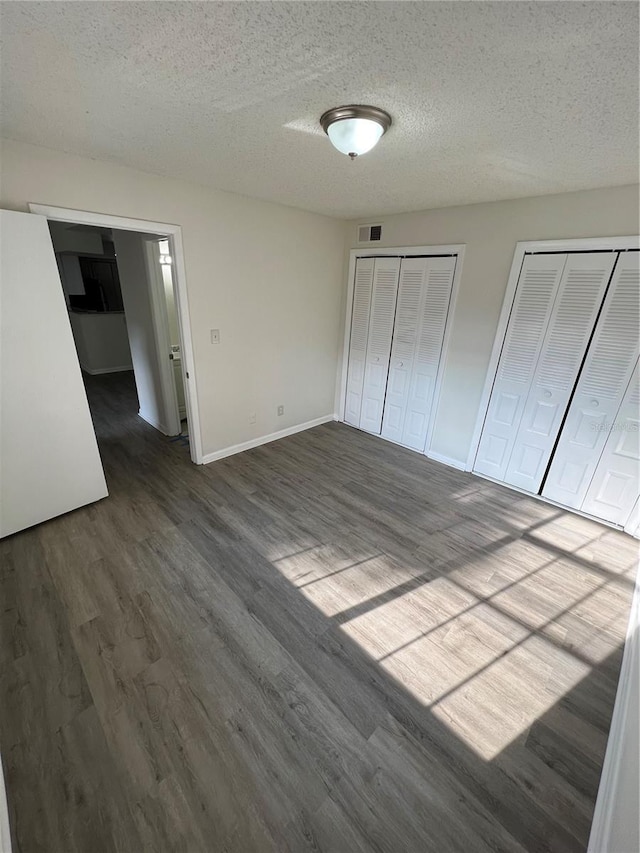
top-left (0, 373), bottom-right (636, 852)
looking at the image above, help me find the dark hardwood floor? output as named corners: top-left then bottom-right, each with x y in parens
top-left (1, 371), bottom-right (637, 852)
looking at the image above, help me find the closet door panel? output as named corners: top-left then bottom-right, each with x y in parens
top-left (504, 252), bottom-right (617, 492)
top-left (582, 361), bottom-right (639, 525)
top-left (474, 254), bottom-right (567, 480)
top-left (381, 258), bottom-right (426, 443)
top-left (344, 258), bottom-right (374, 426)
top-left (543, 251), bottom-right (640, 509)
top-left (359, 258), bottom-right (401, 434)
top-left (402, 256), bottom-right (456, 450)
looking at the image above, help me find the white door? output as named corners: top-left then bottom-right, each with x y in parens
top-left (474, 253), bottom-right (568, 481)
top-left (382, 256), bottom-right (456, 451)
top-left (113, 230), bottom-right (181, 436)
top-left (503, 251), bottom-right (616, 492)
top-left (543, 251), bottom-right (640, 511)
top-left (0, 209), bottom-right (108, 538)
top-left (344, 258), bottom-right (375, 426)
top-left (359, 257), bottom-right (401, 434)
top-left (581, 360), bottom-right (640, 526)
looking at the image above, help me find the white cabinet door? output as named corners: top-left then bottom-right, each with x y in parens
top-left (543, 252), bottom-right (640, 511)
top-left (503, 251), bottom-right (616, 492)
top-left (344, 258), bottom-right (375, 426)
top-left (474, 253), bottom-right (567, 481)
top-left (382, 256), bottom-right (456, 450)
top-left (0, 209), bottom-right (108, 538)
top-left (359, 258), bottom-right (401, 434)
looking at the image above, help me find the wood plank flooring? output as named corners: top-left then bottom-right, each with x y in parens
top-left (1, 371), bottom-right (637, 853)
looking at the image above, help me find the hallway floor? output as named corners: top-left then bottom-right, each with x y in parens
top-left (1, 372), bottom-right (637, 852)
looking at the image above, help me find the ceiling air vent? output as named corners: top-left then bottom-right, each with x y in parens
top-left (358, 223), bottom-right (382, 243)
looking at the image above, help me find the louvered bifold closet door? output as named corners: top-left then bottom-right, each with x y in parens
top-left (344, 258), bottom-right (375, 426)
top-left (474, 254), bottom-right (568, 481)
top-left (543, 251), bottom-right (640, 513)
top-left (382, 256), bottom-right (456, 450)
top-left (359, 257), bottom-right (401, 433)
top-left (502, 251), bottom-right (617, 492)
top-left (581, 359), bottom-right (640, 526)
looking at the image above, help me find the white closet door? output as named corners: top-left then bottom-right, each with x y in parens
top-left (0, 209), bottom-right (108, 537)
top-left (382, 257), bottom-right (456, 450)
top-left (359, 258), bottom-right (401, 433)
top-left (381, 258), bottom-right (426, 443)
top-left (474, 253), bottom-right (567, 481)
top-left (503, 251), bottom-right (616, 492)
top-left (402, 257), bottom-right (456, 450)
top-left (543, 251), bottom-right (640, 510)
top-left (344, 258), bottom-right (375, 426)
top-left (581, 360), bottom-right (639, 526)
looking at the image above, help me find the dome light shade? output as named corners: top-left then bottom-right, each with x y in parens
top-left (320, 105), bottom-right (391, 159)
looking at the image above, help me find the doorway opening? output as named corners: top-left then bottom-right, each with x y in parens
top-left (29, 203), bottom-right (203, 464)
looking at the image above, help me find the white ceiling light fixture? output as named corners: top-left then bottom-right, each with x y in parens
top-left (320, 105), bottom-right (392, 160)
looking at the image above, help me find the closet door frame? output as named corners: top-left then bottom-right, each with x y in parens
top-left (467, 235), bottom-right (640, 476)
top-left (337, 243), bottom-right (465, 456)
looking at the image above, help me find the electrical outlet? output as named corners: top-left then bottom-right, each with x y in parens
top-left (277, 405), bottom-right (284, 416)
top-left (249, 412), bottom-right (256, 425)
top-left (210, 329), bottom-right (220, 345)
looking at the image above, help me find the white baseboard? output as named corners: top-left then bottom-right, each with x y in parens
top-left (82, 364), bottom-right (133, 375)
top-left (202, 415), bottom-right (334, 465)
top-left (426, 450), bottom-right (467, 471)
top-left (588, 564), bottom-right (640, 853)
top-left (138, 410), bottom-right (172, 436)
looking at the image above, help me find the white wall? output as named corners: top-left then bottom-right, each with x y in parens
top-left (342, 185), bottom-right (640, 465)
top-left (588, 568), bottom-right (640, 853)
top-left (112, 230), bottom-right (170, 431)
top-left (0, 138), bottom-right (346, 458)
top-left (69, 311), bottom-right (133, 374)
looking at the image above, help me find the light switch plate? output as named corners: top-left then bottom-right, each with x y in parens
top-left (210, 329), bottom-right (220, 344)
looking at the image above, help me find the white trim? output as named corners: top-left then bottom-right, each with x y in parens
top-left (28, 203), bottom-right (204, 463)
top-left (336, 243), bottom-right (466, 453)
top-left (426, 450), bottom-right (467, 471)
top-left (587, 563), bottom-right (640, 853)
top-left (202, 415), bottom-right (334, 465)
top-left (138, 410), bottom-right (171, 436)
top-left (466, 235), bottom-right (640, 471)
top-left (348, 243), bottom-right (467, 258)
top-left (81, 365), bottom-right (133, 376)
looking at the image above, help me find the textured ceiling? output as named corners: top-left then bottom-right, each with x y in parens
top-left (1, 1), bottom-right (638, 219)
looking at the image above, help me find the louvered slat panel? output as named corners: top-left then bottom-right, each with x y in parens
top-left (380, 259), bottom-right (425, 443)
top-left (579, 260), bottom-right (640, 401)
top-left (503, 251), bottom-right (616, 493)
top-left (344, 258), bottom-right (374, 426)
top-left (474, 253), bottom-right (567, 481)
top-left (359, 258), bottom-right (400, 434)
top-left (402, 257), bottom-right (457, 450)
top-left (543, 251), bottom-right (640, 511)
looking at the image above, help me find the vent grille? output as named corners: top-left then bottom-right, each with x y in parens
top-left (358, 224), bottom-right (383, 243)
